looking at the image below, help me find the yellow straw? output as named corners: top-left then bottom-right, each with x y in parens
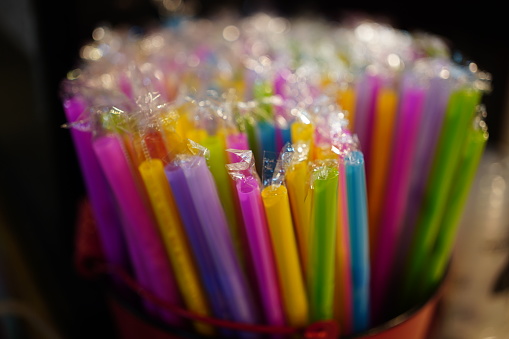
top-left (262, 184), bottom-right (309, 327)
top-left (337, 85), bottom-right (357, 131)
top-left (291, 122), bottom-right (315, 159)
top-left (286, 161), bottom-right (311, 273)
top-left (367, 87), bottom-right (398, 256)
top-left (138, 159), bottom-right (213, 335)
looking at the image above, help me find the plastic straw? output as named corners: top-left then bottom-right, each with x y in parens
top-left (62, 97), bottom-right (130, 275)
top-left (291, 122), bottom-right (314, 159)
top-left (420, 108), bottom-right (488, 298)
top-left (367, 86), bottom-right (398, 256)
top-left (165, 164), bottom-right (232, 330)
top-left (333, 161), bottom-right (354, 335)
top-left (337, 85), bottom-right (356, 131)
top-left (182, 156), bottom-right (260, 338)
top-left (286, 160), bottom-right (311, 271)
top-left (262, 184), bottom-right (309, 328)
top-left (402, 75), bottom-right (452, 232)
top-left (200, 135), bottom-right (243, 262)
top-left (401, 87), bottom-right (481, 308)
top-left (93, 134), bottom-right (183, 325)
top-left (345, 150), bottom-right (370, 332)
top-left (308, 165), bottom-right (339, 321)
top-left (236, 177), bottom-right (286, 328)
top-left (138, 159), bottom-right (213, 335)
top-left (257, 120), bottom-right (277, 155)
top-left (226, 133), bottom-right (249, 163)
top-left (353, 72), bottom-right (380, 167)
top-left (397, 74), bottom-right (453, 272)
top-left (370, 81), bottom-right (426, 324)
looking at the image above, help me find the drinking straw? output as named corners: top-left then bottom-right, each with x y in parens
top-left (142, 128), bottom-right (170, 163)
top-left (138, 159), bottom-right (213, 335)
top-left (370, 80), bottom-right (426, 324)
top-left (400, 87), bottom-right (482, 308)
top-left (257, 120), bottom-right (277, 155)
top-left (236, 176), bottom-right (286, 328)
top-left (285, 152), bottom-right (311, 272)
top-left (367, 85), bottom-right (398, 256)
top-left (182, 156), bottom-right (261, 338)
top-left (308, 164), bottom-right (339, 322)
top-left (276, 123), bottom-right (292, 155)
top-left (419, 107), bottom-right (488, 298)
top-left (291, 121), bottom-right (314, 159)
top-left (273, 70), bottom-right (292, 151)
top-left (262, 184), bottom-right (309, 328)
top-left (93, 133), bottom-right (183, 326)
top-left (175, 108), bottom-right (194, 140)
top-left (118, 72), bottom-right (134, 100)
top-left (226, 132), bottom-right (249, 163)
top-left (394, 70), bottom-right (453, 289)
top-left (402, 73), bottom-right (452, 232)
top-left (352, 71), bottom-right (380, 167)
top-left (345, 150), bottom-right (370, 332)
top-left (333, 161), bottom-right (354, 335)
top-left (62, 97), bottom-right (130, 275)
top-left (200, 135), bottom-right (243, 262)
top-left (337, 84), bottom-right (356, 130)
top-left (187, 127), bottom-right (208, 144)
top-left (241, 115), bottom-right (262, 174)
top-left (165, 163), bottom-right (233, 334)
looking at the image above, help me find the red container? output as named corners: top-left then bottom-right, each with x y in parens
top-left (76, 199), bottom-right (445, 339)
top-left (105, 277), bottom-right (445, 339)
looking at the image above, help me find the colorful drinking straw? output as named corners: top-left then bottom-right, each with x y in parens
top-left (400, 86), bottom-right (482, 309)
top-left (370, 78), bottom-right (427, 324)
top-left (307, 163), bottom-right (339, 322)
top-left (139, 158), bottom-right (213, 335)
top-left (345, 150), bottom-right (370, 332)
top-left (63, 96), bottom-right (130, 276)
top-left (181, 156), bottom-right (261, 339)
top-left (93, 133), bottom-right (184, 326)
top-left (235, 175), bottom-right (286, 328)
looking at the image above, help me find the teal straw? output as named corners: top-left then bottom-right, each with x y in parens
top-left (345, 150), bottom-right (370, 332)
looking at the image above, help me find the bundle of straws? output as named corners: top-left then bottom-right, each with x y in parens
top-left (61, 13), bottom-right (491, 338)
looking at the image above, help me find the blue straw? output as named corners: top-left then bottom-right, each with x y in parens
top-left (257, 120), bottom-right (276, 156)
top-left (345, 150), bottom-right (371, 332)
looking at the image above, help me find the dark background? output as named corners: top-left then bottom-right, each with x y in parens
top-left (0, 0), bottom-right (507, 338)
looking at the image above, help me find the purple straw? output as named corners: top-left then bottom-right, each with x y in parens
top-left (353, 72), bottom-right (381, 170)
top-left (63, 97), bottom-right (130, 274)
top-left (370, 80), bottom-right (426, 324)
top-left (182, 156), bottom-right (261, 339)
top-left (400, 75), bottom-right (452, 253)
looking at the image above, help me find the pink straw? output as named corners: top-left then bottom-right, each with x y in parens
top-left (370, 81), bottom-right (426, 324)
top-left (93, 133), bottom-right (184, 325)
top-left (236, 177), bottom-right (286, 329)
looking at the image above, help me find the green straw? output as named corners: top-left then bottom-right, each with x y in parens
top-left (308, 164), bottom-right (339, 322)
top-left (200, 135), bottom-right (243, 262)
top-left (400, 87), bottom-right (482, 308)
top-left (419, 108), bottom-right (488, 298)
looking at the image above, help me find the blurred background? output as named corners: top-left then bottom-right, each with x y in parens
top-left (0, 0), bottom-right (508, 338)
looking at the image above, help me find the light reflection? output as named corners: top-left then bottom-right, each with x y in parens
top-left (223, 25), bottom-right (240, 42)
top-left (92, 27), bottom-right (105, 41)
top-left (439, 68), bottom-right (450, 79)
top-left (387, 53), bottom-right (400, 68)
